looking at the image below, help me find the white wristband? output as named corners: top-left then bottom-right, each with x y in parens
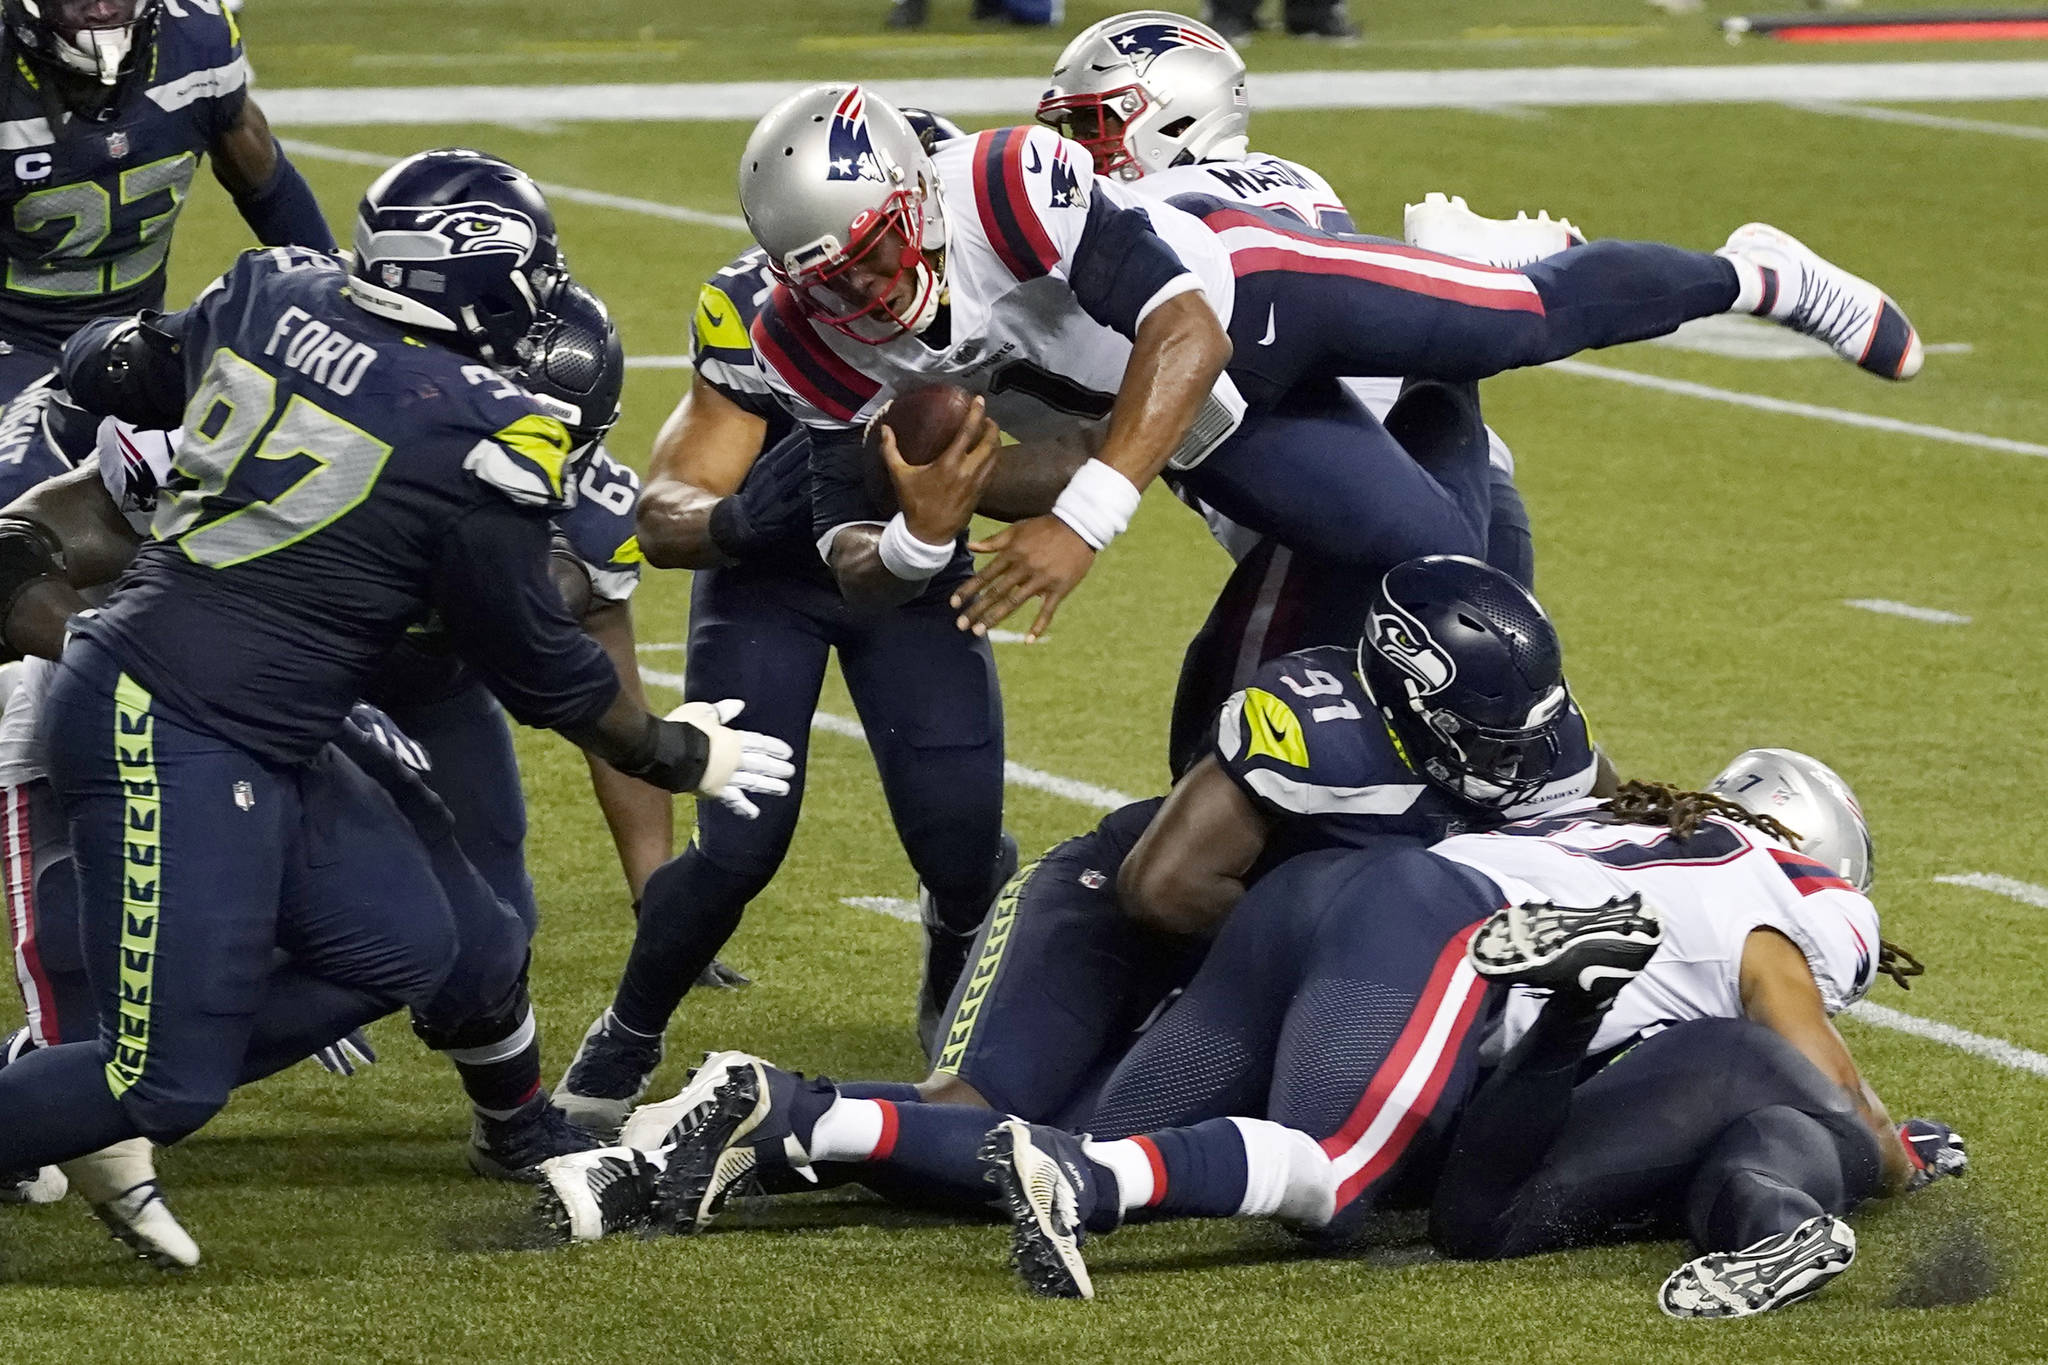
top-left (1050, 459), bottom-right (1143, 552)
top-left (877, 513), bottom-right (955, 583)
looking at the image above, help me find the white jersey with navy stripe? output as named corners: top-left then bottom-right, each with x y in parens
top-left (1430, 811), bottom-right (1882, 1057)
top-left (751, 124), bottom-right (1239, 444)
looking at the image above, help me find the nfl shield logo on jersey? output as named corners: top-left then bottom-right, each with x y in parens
top-left (827, 87), bottom-right (889, 183)
top-left (106, 130), bottom-right (130, 159)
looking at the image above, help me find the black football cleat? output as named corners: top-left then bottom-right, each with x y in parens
top-left (553, 1010), bottom-right (663, 1139)
top-left (1468, 892), bottom-right (1662, 1004)
top-left (469, 1095), bottom-right (602, 1182)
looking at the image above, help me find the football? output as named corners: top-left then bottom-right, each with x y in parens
top-left (862, 381), bottom-right (977, 512)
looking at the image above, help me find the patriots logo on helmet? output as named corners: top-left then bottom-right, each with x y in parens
top-left (394, 203), bottom-right (539, 259)
top-left (827, 87), bottom-right (891, 184)
top-left (1109, 22), bottom-right (1230, 71)
top-left (1370, 605), bottom-right (1455, 695)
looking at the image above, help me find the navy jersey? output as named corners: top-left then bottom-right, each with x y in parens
top-left (691, 246), bottom-right (794, 451)
top-left (72, 246), bottom-right (620, 763)
top-left (1214, 644), bottom-right (1599, 864)
top-left (556, 446), bottom-right (643, 606)
top-left (0, 2), bottom-right (249, 351)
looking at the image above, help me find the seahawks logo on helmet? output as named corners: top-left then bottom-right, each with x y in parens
top-left (1368, 604), bottom-right (1455, 696)
top-left (1106, 22), bottom-right (1230, 72)
top-left (827, 87), bottom-right (891, 184)
top-left (385, 203), bottom-right (540, 259)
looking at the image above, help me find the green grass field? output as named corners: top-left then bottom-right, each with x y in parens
top-left (3, 1), bottom-right (2047, 1360)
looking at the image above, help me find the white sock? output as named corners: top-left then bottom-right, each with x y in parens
top-left (60, 1137), bottom-right (156, 1204)
top-left (1228, 1118), bottom-right (1336, 1229)
top-left (1720, 252), bottom-right (1769, 316)
top-left (807, 1097), bottom-right (887, 1163)
top-left (1082, 1137), bottom-right (1157, 1212)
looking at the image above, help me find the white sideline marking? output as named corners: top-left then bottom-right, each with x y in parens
top-left (255, 62), bottom-right (2048, 126)
top-left (1935, 872), bottom-right (2048, 910)
top-left (986, 629), bottom-right (1033, 643)
top-left (280, 138), bottom-right (748, 232)
top-left (1846, 1002), bottom-right (2048, 1079)
top-left (841, 896), bottom-right (921, 923)
top-left (1549, 360), bottom-right (2048, 460)
top-left (1792, 99), bottom-right (2048, 143)
top-left (626, 355), bottom-right (695, 369)
top-left (637, 663), bottom-right (1142, 810)
top-left (1843, 599), bottom-right (1972, 625)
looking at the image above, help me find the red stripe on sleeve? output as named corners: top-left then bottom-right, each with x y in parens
top-left (1000, 131), bottom-right (1060, 274)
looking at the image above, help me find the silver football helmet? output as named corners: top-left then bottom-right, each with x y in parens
top-left (1037, 11), bottom-right (1249, 181)
top-left (1708, 748), bottom-right (1875, 893)
top-left (737, 84), bottom-right (950, 344)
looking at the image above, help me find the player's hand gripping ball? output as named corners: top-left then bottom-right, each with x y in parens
top-left (862, 381), bottom-right (980, 514)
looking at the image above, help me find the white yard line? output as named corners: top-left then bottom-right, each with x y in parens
top-left (257, 61), bottom-right (2048, 126)
top-left (1846, 1002), bottom-right (2048, 1079)
top-left (1935, 872), bottom-right (2048, 910)
top-left (1548, 360), bottom-right (2048, 460)
top-left (840, 895), bottom-right (922, 923)
top-left (1843, 599), bottom-right (1972, 625)
top-left (625, 355), bottom-right (696, 369)
top-left (1791, 99), bottom-right (2048, 142)
top-left (280, 138), bottom-right (748, 232)
top-left (638, 650), bottom-right (2044, 1079)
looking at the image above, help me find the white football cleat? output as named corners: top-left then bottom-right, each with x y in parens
top-left (1716, 223), bottom-right (1921, 379)
top-left (533, 1146), bottom-right (663, 1245)
top-left (1, 1164), bottom-right (67, 1205)
top-left (63, 1138), bottom-right (200, 1269)
top-left (1404, 192), bottom-right (1584, 269)
top-left (618, 1049), bottom-right (763, 1154)
top-left (1660, 1214), bottom-right (1855, 1319)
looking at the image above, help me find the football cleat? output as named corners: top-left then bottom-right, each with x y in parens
top-left (619, 1049), bottom-right (764, 1154)
top-left (553, 1010), bottom-right (663, 1140)
top-left (1717, 223), bottom-right (1922, 380)
top-left (1660, 1214), bottom-right (1856, 1319)
top-left (90, 1181), bottom-right (202, 1270)
top-left (1468, 893), bottom-right (1662, 1003)
top-left (533, 1146), bottom-right (664, 1245)
top-left (979, 1118), bottom-right (1102, 1300)
top-left (1403, 192), bottom-right (1584, 270)
top-left (646, 1056), bottom-right (829, 1233)
top-left (469, 1095), bottom-right (602, 1182)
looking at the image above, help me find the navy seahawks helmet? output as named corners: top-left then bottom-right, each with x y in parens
top-left (1358, 555), bottom-right (1571, 810)
top-left (4, 0), bottom-right (160, 90)
top-left (348, 149), bottom-right (566, 367)
top-left (515, 278), bottom-right (623, 456)
top-left (899, 106), bottom-right (966, 153)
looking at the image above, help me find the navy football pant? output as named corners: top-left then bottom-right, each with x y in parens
top-left (1431, 1013), bottom-right (1885, 1259)
top-left (1083, 846), bottom-right (1498, 1225)
top-left (0, 641), bottom-right (463, 1164)
top-left (385, 681), bottom-right (539, 936)
top-left (0, 339), bottom-right (57, 408)
top-left (610, 565), bottom-right (1005, 1037)
top-left (1166, 380), bottom-right (1534, 778)
top-left (933, 798), bottom-right (1197, 1123)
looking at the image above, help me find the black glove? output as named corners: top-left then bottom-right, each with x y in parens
top-left (707, 435), bottom-right (809, 561)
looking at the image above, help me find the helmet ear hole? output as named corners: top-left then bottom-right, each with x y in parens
top-left (1158, 116), bottom-right (1197, 138)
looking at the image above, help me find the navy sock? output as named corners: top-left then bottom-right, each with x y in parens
top-left (844, 1101), bottom-right (1004, 1212)
top-left (444, 1009), bottom-right (543, 1118)
top-left (838, 1080), bottom-right (922, 1103)
top-left (0, 1041), bottom-right (141, 1169)
top-left (1147, 1118), bottom-right (1251, 1220)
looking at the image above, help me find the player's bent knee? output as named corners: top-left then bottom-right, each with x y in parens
top-left (120, 1087), bottom-right (228, 1147)
top-left (916, 1072), bottom-right (991, 1108)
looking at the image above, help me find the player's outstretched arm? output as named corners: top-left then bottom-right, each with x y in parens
top-left (634, 375), bottom-right (771, 569)
top-left (955, 292), bottom-right (1230, 640)
top-left (574, 598), bottom-right (674, 898)
top-left (210, 97), bottom-right (337, 252)
top-left (1117, 755), bottom-right (1271, 937)
top-left (1738, 927), bottom-right (1913, 1194)
top-left (975, 433), bottom-right (1094, 524)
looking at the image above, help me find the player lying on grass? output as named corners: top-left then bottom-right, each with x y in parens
top-left (530, 552), bottom-right (1606, 1241)
top-left (0, 150), bottom-right (796, 1264)
top-left (737, 84), bottom-right (1920, 644)
top-left (959, 752), bottom-right (1955, 1311)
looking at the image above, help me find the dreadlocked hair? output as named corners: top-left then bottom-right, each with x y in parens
top-left (1600, 780), bottom-right (1801, 845)
top-left (1878, 939), bottom-right (1925, 990)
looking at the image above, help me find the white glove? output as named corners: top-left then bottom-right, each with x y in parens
top-left (666, 699), bottom-right (794, 820)
top-left (312, 1028), bottom-right (377, 1077)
